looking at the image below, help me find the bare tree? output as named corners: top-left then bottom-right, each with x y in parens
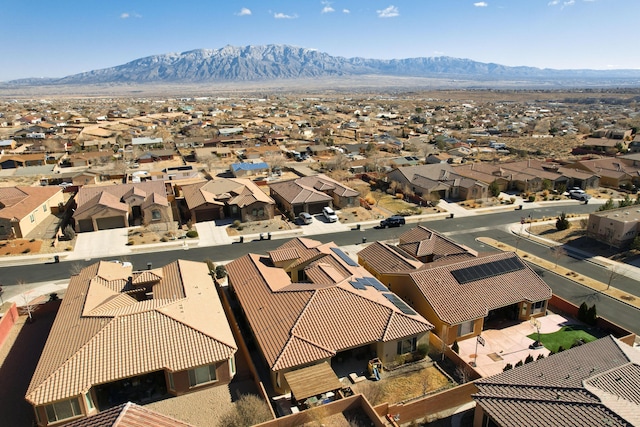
top-left (550, 245), bottom-right (567, 269)
top-left (19, 281), bottom-right (38, 322)
top-left (369, 190), bottom-right (385, 206)
top-left (607, 265), bottom-right (622, 290)
top-left (455, 365), bottom-right (472, 384)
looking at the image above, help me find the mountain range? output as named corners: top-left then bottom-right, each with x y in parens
top-left (5, 44), bottom-right (640, 87)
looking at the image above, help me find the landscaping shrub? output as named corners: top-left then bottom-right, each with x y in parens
top-left (556, 211), bottom-right (570, 231)
top-left (578, 302), bottom-right (588, 323)
top-left (528, 194), bottom-right (536, 202)
top-left (451, 340), bottom-right (459, 354)
top-left (186, 230), bottom-right (198, 238)
top-left (215, 264), bottom-right (227, 279)
top-left (586, 304), bottom-right (597, 326)
top-left (22, 248), bottom-right (31, 253)
top-left (219, 394), bottom-right (272, 427)
top-left (515, 360), bottom-right (523, 367)
top-left (536, 354), bottom-right (545, 360)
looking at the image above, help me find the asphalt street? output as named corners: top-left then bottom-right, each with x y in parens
top-left (2, 203), bottom-right (639, 334)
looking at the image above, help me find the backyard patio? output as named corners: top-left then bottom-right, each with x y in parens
top-left (457, 313), bottom-right (603, 377)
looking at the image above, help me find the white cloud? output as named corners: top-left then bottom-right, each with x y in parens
top-left (474, 2), bottom-right (488, 7)
top-left (377, 5), bottom-right (399, 18)
top-left (274, 12), bottom-right (298, 19)
top-left (548, 1), bottom-right (559, 5)
top-left (321, 1), bottom-right (334, 13)
top-left (343, 9), bottom-right (350, 14)
top-left (120, 12), bottom-right (141, 19)
top-left (236, 7), bottom-right (252, 16)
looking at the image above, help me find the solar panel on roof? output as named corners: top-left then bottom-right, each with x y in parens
top-left (349, 279), bottom-right (367, 290)
top-left (362, 277), bottom-right (388, 291)
top-left (331, 247), bottom-right (359, 267)
top-left (451, 257), bottom-right (525, 284)
top-left (383, 293), bottom-right (416, 315)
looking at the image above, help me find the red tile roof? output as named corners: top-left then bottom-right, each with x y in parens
top-left (226, 238), bottom-right (433, 371)
top-left (64, 401), bottom-right (193, 427)
top-left (26, 260), bottom-right (236, 406)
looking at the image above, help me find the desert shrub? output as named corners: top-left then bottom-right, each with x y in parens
top-left (23, 248), bottom-right (31, 253)
top-left (556, 212), bottom-right (570, 231)
top-left (509, 196), bottom-right (516, 204)
top-left (126, 240), bottom-right (134, 246)
top-left (160, 237), bottom-right (168, 242)
top-left (528, 194), bottom-right (536, 202)
top-left (515, 360), bottom-right (523, 368)
top-left (219, 394), bottom-right (272, 427)
top-left (536, 354), bottom-right (545, 360)
top-left (186, 230), bottom-right (198, 238)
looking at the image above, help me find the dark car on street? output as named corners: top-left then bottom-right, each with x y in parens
top-left (380, 215), bottom-right (406, 228)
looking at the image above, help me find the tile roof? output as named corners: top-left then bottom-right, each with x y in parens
top-left (409, 252), bottom-right (552, 325)
top-left (269, 174), bottom-right (359, 205)
top-left (75, 181), bottom-right (167, 211)
top-left (357, 241), bottom-right (423, 273)
top-left (474, 336), bottom-right (640, 426)
top-left (26, 260), bottom-right (236, 406)
top-left (398, 226), bottom-right (478, 260)
top-left (226, 238), bottom-right (433, 371)
top-left (181, 178), bottom-right (274, 210)
top-left (64, 402), bottom-right (193, 427)
top-left (0, 186), bottom-right (62, 221)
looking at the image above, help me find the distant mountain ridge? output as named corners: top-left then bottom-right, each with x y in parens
top-left (5, 44), bottom-right (640, 86)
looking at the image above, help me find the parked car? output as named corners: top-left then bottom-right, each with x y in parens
top-left (322, 206), bottom-right (338, 222)
top-left (568, 189), bottom-right (591, 201)
top-left (298, 212), bottom-right (313, 225)
top-left (380, 215), bottom-right (406, 228)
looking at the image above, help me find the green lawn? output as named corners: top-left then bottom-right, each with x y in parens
top-left (527, 325), bottom-right (598, 353)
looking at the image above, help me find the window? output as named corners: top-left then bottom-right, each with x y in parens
top-left (458, 320), bottom-right (474, 337)
top-left (43, 204), bottom-right (48, 212)
top-left (151, 209), bottom-right (161, 220)
top-left (45, 398), bottom-right (82, 423)
top-left (188, 364), bottom-right (217, 387)
top-left (532, 300), bottom-right (545, 314)
top-left (84, 393), bottom-right (94, 410)
top-left (30, 214), bottom-right (35, 223)
top-left (167, 372), bottom-right (175, 391)
top-left (397, 337), bottom-right (417, 355)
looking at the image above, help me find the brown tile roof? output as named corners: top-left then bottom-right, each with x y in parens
top-left (75, 181), bottom-right (167, 210)
top-left (181, 177), bottom-right (274, 210)
top-left (398, 226), bottom-right (477, 260)
top-left (64, 401), bottom-right (193, 427)
top-left (409, 252), bottom-right (552, 325)
top-left (226, 238), bottom-right (433, 371)
top-left (0, 186), bottom-right (62, 221)
top-left (357, 241), bottom-right (423, 273)
top-left (26, 260), bottom-right (236, 406)
top-left (474, 336), bottom-right (640, 426)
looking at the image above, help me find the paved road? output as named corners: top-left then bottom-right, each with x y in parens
top-left (2, 203), bottom-right (639, 334)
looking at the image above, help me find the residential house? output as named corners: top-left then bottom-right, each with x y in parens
top-left (180, 178), bottom-right (275, 223)
top-left (358, 226), bottom-right (552, 345)
top-left (0, 139), bottom-right (17, 150)
top-left (0, 153), bottom-right (47, 169)
top-left (131, 137), bottom-right (164, 147)
top-left (73, 181), bottom-right (172, 232)
top-left (473, 336), bottom-right (640, 427)
top-left (586, 206), bottom-right (640, 248)
top-left (26, 260), bottom-right (237, 426)
top-left (577, 137), bottom-right (627, 155)
top-left (64, 152), bottom-right (113, 168)
top-left (269, 174), bottom-right (359, 217)
top-left (387, 164), bottom-right (487, 201)
top-left (567, 157), bottom-right (640, 189)
top-left (136, 149), bottom-right (176, 164)
top-left (0, 186), bottom-right (64, 239)
top-left (225, 237), bottom-right (433, 394)
top-left (230, 162), bottom-right (269, 178)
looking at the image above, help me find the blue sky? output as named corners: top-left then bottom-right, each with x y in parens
top-left (1, 0), bottom-right (638, 81)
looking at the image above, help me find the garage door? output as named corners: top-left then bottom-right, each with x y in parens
top-left (308, 203), bottom-right (326, 215)
top-left (195, 208), bottom-right (220, 223)
top-left (96, 216), bottom-right (126, 230)
top-left (77, 219), bottom-right (94, 233)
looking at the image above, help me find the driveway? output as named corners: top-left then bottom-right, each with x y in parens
top-left (195, 221), bottom-right (234, 246)
top-left (68, 228), bottom-right (130, 260)
top-left (299, 213), bottom-right (351, 236)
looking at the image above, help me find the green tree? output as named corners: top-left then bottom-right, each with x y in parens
top-left (488, 180), bottom-right (501, 198)
top-left (598, 198), bottom-right (615, 211)
top-left (541, 179), bottom-right (552, 191)
top-left (578, 302), bottom-right (589, 323)
top-left (586, 304), bottom-right (598, 326)
top-left (618, 194), bottom-right (633, 208)
top-left (556, 212), bottom-right (570, 231)
top-left (524, 354), bottom-right (534, 364)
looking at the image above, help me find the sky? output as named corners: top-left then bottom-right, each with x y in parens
top-left (1, 0), bottom-right (639, 82)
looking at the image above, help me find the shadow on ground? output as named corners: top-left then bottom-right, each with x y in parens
top-left (0, 301), bottom-right (59, 427)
